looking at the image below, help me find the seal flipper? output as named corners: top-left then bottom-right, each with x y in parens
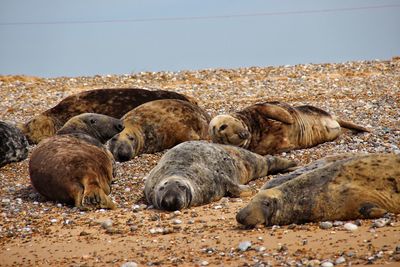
top-left (359, 203), bottom-right (388, 218)
top-left (254, 103), bottom-right (295, 124)
top-left (226, 183), bottom-right (253, 198)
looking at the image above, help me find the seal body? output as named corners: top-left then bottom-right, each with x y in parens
top-left (0, 121), bottom-right (29, 168)
top-left (109, 99), bottom-right (211, 162)
top-left (29, 113), bottom-right (124, 209)
top-left (209, 101), bottom-right (369, 155)
top-left (144, 141), bottom-right (296, 211)
top-left (236, 153), bottom-right (400, 227)
top-left (20, 88), bottom-right (195, 144)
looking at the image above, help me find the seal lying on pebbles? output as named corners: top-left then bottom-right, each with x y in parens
top-left (236, 153), bottom-right (400, 227)
top-left (19, 88), bottom-right (195, 144)
top-left (108, 99), bottom-right (210, 162)
top-left (0, 121), bottom-right (29, 168)
top-left (144, 141), bottom-right (296, 211)
top-left (29, 113), bottom-right (124, 209)
top-left (209, 101), bottom-right (370, 155)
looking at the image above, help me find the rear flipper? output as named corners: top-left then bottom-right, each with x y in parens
top-left (359, 203), bottom-right (387, 218)
top-left (336, 118), bottom-right (371, 132)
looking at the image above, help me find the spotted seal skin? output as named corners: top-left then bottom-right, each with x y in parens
top-left (19, 88), bottom-right (195, 144)
top-left (209, 101), bottom-right (370, 155)
top-left (0, 121), bottom-right (29, 168)
top-left (29, 113), bottom-right (124, 210)
top-left (236, 153), bottom-right (400, 227)
top-left (108, 99), bottom-right (211, 162)
top-left (144, 141), bottom-right (296, 211)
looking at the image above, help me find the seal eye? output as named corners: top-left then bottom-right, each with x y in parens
top-left (262, 201), bottom-right (270, 207)
top-left (178, 185), bottom-right (187, 191)
top-left (90, 119), bottom-right (97, 124)
top-left (219, 124), bottom-right (228, 131)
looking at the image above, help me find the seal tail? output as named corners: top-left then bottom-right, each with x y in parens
top-left (336, 118), bottom-right (371, 132)
top-left (266, 156), bottom-right (297, 175)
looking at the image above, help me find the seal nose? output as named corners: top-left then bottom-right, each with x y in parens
top-left (236, 207), bottom-right (253, 227)
top-left (115, 122), bottom-right (124, 132)
top-left (160, 192), bottom-right (184, 211)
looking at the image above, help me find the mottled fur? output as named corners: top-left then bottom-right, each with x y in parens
top-left (19, 88), bottom-right (195, 144)
top-left (209, 101), bottom-right (370, 155)
top-left (29, 113), bottom-right (123, 210)
top-left (144, 141), bottom-right (296, 211)
top-left (109, 99), bottom-right (211, 162)
top-left (236, 153), bottom-right (400, 227)
top-left (0, 121), bottom-right (29, 168)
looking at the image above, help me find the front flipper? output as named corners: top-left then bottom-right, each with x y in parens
top-left (359, 203), bottom-right (388, 219)
top-left (255, 103), bottom-right (295, 124)
top-left (227, 183), bottom-right (253, 198)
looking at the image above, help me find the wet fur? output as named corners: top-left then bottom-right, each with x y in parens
top-left (236, 153), bottom-right (400, 227)
top-left (108, 99), bottom-right (211, 162)
top-left (0, 121), bottom-right (29, 168)
top-left (144, 141), bottom-right (296, 211)
top-left (20, 88), bottom-right (195, 144)
top-left (29, 113), bottom-right (123, 209)
top-left (209, 101), bottom-right (369, 155)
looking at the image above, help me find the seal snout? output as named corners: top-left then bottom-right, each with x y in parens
top-left (157, 180), bottom-right (191, 211)
top-left (115, 122), bottom-right (124, 132)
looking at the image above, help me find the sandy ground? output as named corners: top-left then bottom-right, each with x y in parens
top-left (0, 58), bottom-right (399, 266)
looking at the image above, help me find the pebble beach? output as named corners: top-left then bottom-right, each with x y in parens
top-left (0, 58), bottom-right (399, 266)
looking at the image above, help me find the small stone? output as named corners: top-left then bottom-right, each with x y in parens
top-left (372, 218), bottom-right (390, 228)
top-left (321, 261), bottom-right (334, 267)
top-left (287, 224), bottom-right (296, 229)
top-left (214, 205), bottom-right (223, 209)
top-left (50, 219), bottom-right (58, 223)
top-left (333, 221), bottom-right (344, 227)
top-left (320, 221), bottom-right (333, 229)
top-left (344, 223), bottom-right (358, 231)
top-left (354, 219), bottom-right (362, 226)
top-left (307, 259), bottom-right (320, 266)
top-left (335, 256), bottom-right (346, 264)
top-left (79, 231), bottom-right (90, 236)
top-left (130, 225), bottom-right (138, 232)
top-left (172, 219), bottom-right (182, 225)
top-left (132, 204), bottom-right (147, 212)
top-left (256, 246), bottom-right (266, 252)
top-left (238, 241), bottom-right (252, 252)
top-left (1, 198), bottom-right (10, 203)
top-left (395, 245), bottom-right (400, 254)
top-left (105, 227), bottom-right (123, 235)
top-left (393, 254), bottom-right (400, 261)
top-left (200, 260), bottom-right (209, 266)
top-left (101, 219), bottom-right (113, 229)
top-left (121, 262), bottom-right (138, 267)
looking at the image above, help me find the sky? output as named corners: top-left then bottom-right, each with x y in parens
top-left (0, 0), bottom-right (399, 78)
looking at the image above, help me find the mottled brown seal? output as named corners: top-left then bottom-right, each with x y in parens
top-left (29, 113), bottom-right (124, 210)
top-left (0, 121), bottom-right (29, 168)
top-left (144, 141), bottom-right (296, 211)
top-left (209, 101), bottom-right (370, 155)
top-left (19, 88), bottom-right (195, 144)
top-left (108, 99), bottom-right (211, 162)
top-left (236, 153), bottom-right (400, 227)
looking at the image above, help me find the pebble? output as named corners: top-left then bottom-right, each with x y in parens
top-left (372, 218), bottom-right (390, 228)
top-left (335, 256), bottom-right (346, 264)
top-left (238, 241), bottom-right (252, 252)
top-left (319, 221), bottom-right (333, 229)
top-left (333, 221), bottom-right (344, 227)
top-left (200, 260), bottom-right (209, 266)
top-left (321, 261), bottom-right (334, 267)
top-left (344, 223), bottom-right (358, 231)
top-left (172, 219), bottom-right (182, 225)
top-left (132, 204), bottom-right (147, 212)
top-left (101, 219), bottom-right (113, 229)
top-left (121, 262), bottom-right (138, 267)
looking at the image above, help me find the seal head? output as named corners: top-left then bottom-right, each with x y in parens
top-left (209, 115), bottom-right (251, 148)
top-left (153, 176), bottom-right (193, 211)
top-left (57, 113), bottom-right (124, 144)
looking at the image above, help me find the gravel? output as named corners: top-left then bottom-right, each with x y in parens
top-left (0, 58), bottom-right (399, 266)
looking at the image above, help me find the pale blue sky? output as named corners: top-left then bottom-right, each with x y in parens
top-left (0, 0), bottom-right (399, 77)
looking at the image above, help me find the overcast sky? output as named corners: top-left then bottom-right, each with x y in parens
top-left (0, 0), bottom-right (399, 77)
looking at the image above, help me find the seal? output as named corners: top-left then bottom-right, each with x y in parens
top-left (108, 99), bottom-right (211, 162)
top-left (19, 88), bottom-right (196, 144)
top-left (236, 153), bottom-right (400, 227)
top-left (209, 101), bottom-right (370, 155)
top-left (29, 113), bottom-right (124, 210)
top-left (144, 141), bottom-right (296, 211)
top-left (0, 121), bottom-right (29, 168)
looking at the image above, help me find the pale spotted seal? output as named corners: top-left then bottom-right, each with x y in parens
top-left (236, 153), bottom-right (400, 227)
top-left (209, 101), bottom-right (370, 155)
top-left (0, 121), bottom-right (29, 168)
